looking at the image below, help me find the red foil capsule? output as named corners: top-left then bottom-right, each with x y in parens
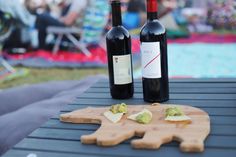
top-left (147, 0), bottom-right (158, 12)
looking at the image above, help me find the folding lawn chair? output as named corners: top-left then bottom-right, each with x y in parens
top-left (47, 0), bottom-right (109, 56)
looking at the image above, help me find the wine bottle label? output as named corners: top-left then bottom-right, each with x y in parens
top-left (141, 42), bottom-right (162, 78)
top-left (113, 54), bottom-right (132, 85)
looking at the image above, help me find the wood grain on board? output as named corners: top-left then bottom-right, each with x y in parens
top-left (60, 104), bottom-right (210, 152)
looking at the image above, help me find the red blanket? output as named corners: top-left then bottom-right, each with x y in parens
top-left (4, 33), bottom-right (236, 64)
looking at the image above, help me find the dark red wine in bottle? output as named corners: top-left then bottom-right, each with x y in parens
top-left (106, 0), bottom-right (134, 99)
top-left (140, 0), bottom-right (169, 102)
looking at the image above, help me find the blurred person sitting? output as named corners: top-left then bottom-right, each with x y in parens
top-left (0, 0), bottom-right (55, 51)
top-left (0, 0), bottom-right (36, 30)
top-left (0, 0), bottom-right (37, 51)
top-left (0, 0), bottom-right (108, 51)
top-left (181, 0), bottom-right (213, 33)
top-left (123, 0), bottom-right (178, 30)
top-left (36, 0), bottom-right (88, 49)
top-left (24, 0), bottom-right (51, 15)
top-left (123, 0), bottom-right (146, 30)
top-left (46, 0), bottom-right (109, 55)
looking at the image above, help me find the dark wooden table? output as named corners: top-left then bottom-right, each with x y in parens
top-left (3, 79), bottom-right (236, 157)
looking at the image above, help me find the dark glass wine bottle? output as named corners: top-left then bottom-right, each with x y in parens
top-left (106, 0), bottom-right (134, 99)
top-left (140, 0), bottom-right (169, 102)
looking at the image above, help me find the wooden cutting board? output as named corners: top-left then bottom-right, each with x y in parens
top-left (60, 104), bottom-right (210, 152)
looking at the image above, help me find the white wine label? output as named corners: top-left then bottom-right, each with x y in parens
top-left (141, 42), bottom-right (162, 78)
top-left (113, 54), bottom-right (132, 85)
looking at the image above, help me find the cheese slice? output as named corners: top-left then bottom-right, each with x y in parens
top-left (103, 111), bottom-right (123, 123)
top-left (165, 115), bottom-right (191, 122)
top-left (128, 109), bottom-right (152, 121)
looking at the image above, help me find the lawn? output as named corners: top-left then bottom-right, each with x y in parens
top-left (0, 68), bottom-right (107, 89)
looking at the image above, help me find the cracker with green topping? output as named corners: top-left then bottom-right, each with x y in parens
top-left (128, 109), bottom-right (153, 124)
top-left (110, 103), bottom-right (128, 114)
top-left (165, 106), bottom-right (191, 122)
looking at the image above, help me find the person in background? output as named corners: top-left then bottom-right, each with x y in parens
top-left (122, 0), bottom-right (177, 30)
top-left (80, 0), bottom-right (109, 45)
top-left (181, 0), bottom-right (213, 33)
top-left (36, 0), bottom-right (88, 49)
top-left (123, 0), bottom-right (146, 30)
top-left (0, 0), bottom-right (88, 50)
top-left (24, 0), bottom-right (51, 15)
top-left (0, 0), bottom-right (37, 51)
top-left (0, 0), bottom-right (36, 28)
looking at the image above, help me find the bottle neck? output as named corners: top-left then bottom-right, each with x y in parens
top-left (111, 0), bottom-right (122, 26)
top-left (146, 0), bottom-right (158, 21)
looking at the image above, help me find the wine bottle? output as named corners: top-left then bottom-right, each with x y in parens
top-left (106, 0), bottom-right (134, 99)
top-left (140, 0), bottom-right (169, 102)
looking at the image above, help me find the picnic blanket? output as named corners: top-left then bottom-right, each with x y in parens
top-left (3, 33), bottom-right (236, 68)
top-left (134, 43), bottom-right (236, 78)
top-left (3, 39), bottom-right (140, 68)
top-left (0, 75), bottom-right (106, 155)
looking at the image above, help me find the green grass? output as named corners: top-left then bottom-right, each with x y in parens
top-left (0, 68), bottom-right (107, 89)
top-left (212, 29), bottom-right (236, 34)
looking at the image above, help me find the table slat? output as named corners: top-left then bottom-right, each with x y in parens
top-left (98, 79), bottom-right (236, 83)
top-left (77, 93), bottom-right (236, 100)
top-left (86, 87), bottom-right (236, 94)
top-left (13, 138), bottom-right (236, 157)
top-left (3, 150), bottom-right (105, 157)
top-left (29, 127), bottom-right (236, 142)
top-left (92, 82), bottom-right (236, 88)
